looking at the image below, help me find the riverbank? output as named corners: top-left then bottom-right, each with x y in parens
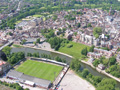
top-left (12, 44), bottom-right (73, 59)
top-left (81, 60), bottom-right (120, 83)
top-left (11, 44), bottom-right (120, 87)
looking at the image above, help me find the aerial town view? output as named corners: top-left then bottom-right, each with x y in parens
top-left (0, 0), bottom-right (120, 90)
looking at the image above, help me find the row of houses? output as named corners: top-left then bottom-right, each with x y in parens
top-left (87, 48), bottom-right (116, 59)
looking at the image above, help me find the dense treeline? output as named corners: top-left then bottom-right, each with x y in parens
top-left (8, 52), bottom-right (25, 64)
top-left (93, 56), bottom-right (120, 78)
top-left (70, 58), bottom-right (118, 90)
top-left (48, 37), bottom-right (69, 50)
top-left (27, 53), bottom-right (66, 63)
top-left (2, 46), bottom-right (25, 65)
top-left (27, 52), bottom-right (39, 58)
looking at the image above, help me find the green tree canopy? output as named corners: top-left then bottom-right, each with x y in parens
top-left (81, 47), bottom-right (88, 56)
top-left (82, 68), bottom-right (89, 78)
top-left (93, 27), bottom-right (102, 38)
top-left (2, 46), bottom-right (12, 57)
top-left (89, 45), bottom-right (95, 52)
top-left (109, 56), bottom-right (116, 66)
top-left (70, 59), bottom-right (81, 71)
top-left (97, 78), bottom-right (116, 90)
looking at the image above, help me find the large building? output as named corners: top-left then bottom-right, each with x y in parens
top-left (76, 32), bottom-right (100, 46)
top-left (6, 70), bottom-right (51, 89)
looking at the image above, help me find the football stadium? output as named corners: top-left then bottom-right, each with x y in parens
top-left (6, 58), bottom-right (69, 89)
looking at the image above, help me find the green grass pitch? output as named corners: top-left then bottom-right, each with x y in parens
top-left (16, 60), bottom-right (63, 81)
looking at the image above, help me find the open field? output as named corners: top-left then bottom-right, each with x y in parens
top-left (58, 70), bottom-right (95, 90)
top-left (16, 60), bottom-right (63, 81)
top-left (58, 41), bottom-right (90, 59)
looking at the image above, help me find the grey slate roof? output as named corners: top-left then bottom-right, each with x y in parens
top-left (20, 74), bottom-right (34, 81)
top-left (7, 70), bottom-right (23, 79)
top-left (33, 77), bottom-right (51, 87)
top-left (7, 70), bottom-right (51, 88)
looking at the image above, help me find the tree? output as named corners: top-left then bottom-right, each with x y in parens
top-left (102, 59), bottom-right (109, 67)
top-left (109, 56), bottom-right (116, 66)
top-left (74, 32), bottom-right (77, 36)
top-left (36, 38), bottom-right (40, 43)
top-left (81, 48), bottom-right (88, 56)
top-left (2, 46), bottom-right (12, 57)
top-left (33, 42), bottom-right (37, 45)
top-left (55, 56), bottom-right (62, 62)
top-left (93, 59), bottom-right (99, 67)
top-left (33, 52), bottom-right (39, 58)
top-left (21, 40), bottom-right (26, 45)
top-left (77, 23), bottom-right (81, 28)
top-left (97, 78), bottom-right (116, 90)
top-left (89, 45), bottom-right (94, 52)
top-left (53, 15), bottom-right (57, 21)
top-left (93, 76), bottom-right (102, 85)
top-left (93, 27), bottom-right (102, 38)
top-left (8, 52), bottom-right (25, 64)
top-left (27, 53), bottom-right (32, 57)
top-left (82, 68), bottom-right (89, 78)
top-left (87, 23), bottom-right (92, 27)
top-left (70, 59), bottom-right (81, 71)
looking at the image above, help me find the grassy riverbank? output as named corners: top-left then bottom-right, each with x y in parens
top-left (58, 41), bottom-right (90, 59)
top-left (12, 44), bottom-right (23, 48)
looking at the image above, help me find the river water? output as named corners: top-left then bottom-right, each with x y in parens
top-left (11, 47), bottom-right (120, 88)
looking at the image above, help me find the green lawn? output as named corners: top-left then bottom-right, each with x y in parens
top-left (33, 14), bottom-right (43, 18)
top-left (16, 60), bottom-right (63, 81)
top-left (58, 41), bottom-right (90, 59)
top-left (15, 20), bottom-right (22, 24)
top-left (12, 44), bottom-right (23, 48)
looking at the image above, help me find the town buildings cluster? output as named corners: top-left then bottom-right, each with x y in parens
top-left (1, 7), bottom-right (120, 67)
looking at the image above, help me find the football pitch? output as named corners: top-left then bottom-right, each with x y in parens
top-left (16, 60), bottom-right (63, 81)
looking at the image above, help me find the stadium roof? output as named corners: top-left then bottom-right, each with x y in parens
top-left (7, 70), bottom-right (51, 88)
top-left (7, 70), bottom-right (23, 79)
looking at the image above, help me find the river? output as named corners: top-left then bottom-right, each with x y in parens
top-left (11, 47), bottom-right (120, 88)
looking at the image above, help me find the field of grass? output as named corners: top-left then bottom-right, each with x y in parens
top-left (58, 41), bottom-right (90, 59)
top-left (16, 60), bottom-right (63, 81)
top-left (33, 14), bottom-right (43, 18)
top-left (12, 44), bottom-right (23, 48)
top-left (15, 20), bottom-right (22, 24)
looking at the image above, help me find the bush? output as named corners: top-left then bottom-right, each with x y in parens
top-left (82, 68), bottom-right (89, 78)
top-left (67, 44), bottom-right (73, 48)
